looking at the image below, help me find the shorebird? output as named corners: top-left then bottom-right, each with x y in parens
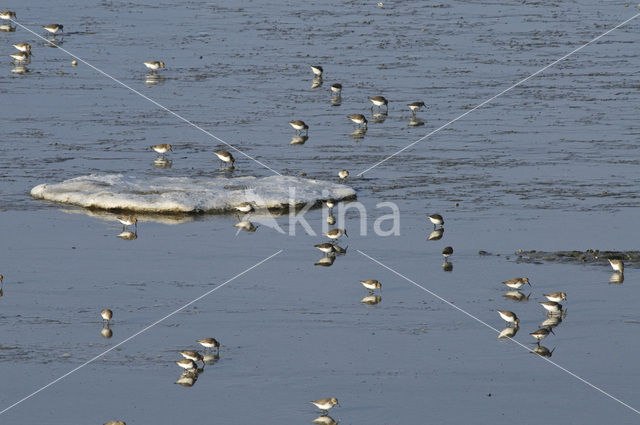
top-left (9, 51), bottom-right (29, 62)
top-left (311, 398), bottom-right (339, 412)
top-left (502, 277), bottom-right (531, 289)
top-left (543, 292), bottom-right (567, 302)
top-left (179, 350), bottom-right (204, 364)
top-left (347, 114), bottom-right (367, 127)
top-left (214, 151), bottom-right (235, 167)
top-left (608, 259), bottom-right (624, 274)
top-left (175, 359), bottom-right (198, 370)
top-left (326, 199), bottom-right (335, 209)
top-left (117, 215), bottom-right (137, 231)
top-left (368, 96), bottom-right (388, 111)
top-left (101, 309), bottom-right (113, 325)
top-left (150, 143), bottom-right (172, 155)
top-left (530, 327), bottom-right (554, 344)
top-left (144, 60), bottom-right (165, 71)
top-left (236, 202), bottom-right (254, 213)
top-left (324, 228), bottom-right (347, 241)
top-left (338, 169), bottom-right (349, 180)
top-left (539, 301), bottom-right (563, 314)
top-left (12, 43), bottom-right (31, 53)
top-left (103, 421), bottom-right (126, 425)
top-left (408, 101), bottom-right (425, 115)
top-left (196, 337), bottom-right (220, 352)
top-left (0, 10), bottom-right (16, 20)
top-left (310, 65), bottom-right (323, 77)
top-left (289, 120), bottom-right (309, 135)
top-left (428, 213), bottom-right (444, 229)
top-left (360, 279), bottom-right (382, 292)
top-left (330, 83), bottom-right (342, 95)
top-left (497, 310), bottom-right (519, 326)
top-left (442, 246), bottom-right (453, 259)
top-left (43, 24), bottom-right (63, 35)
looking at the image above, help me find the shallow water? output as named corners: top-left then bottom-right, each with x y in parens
top-left (1, 0), bottom-right (640, 423)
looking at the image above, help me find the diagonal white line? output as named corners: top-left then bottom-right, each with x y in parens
top-left (0, 249), bottom-right (283, 416)
top-left (9, 19), bottom-right (282, 176)
top-left (357, 12), bottom-right (640, 177)
top-left (356, 249), bottom-right (640, 415)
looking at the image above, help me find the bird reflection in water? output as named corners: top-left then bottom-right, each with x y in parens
top-left (531, 345), bottom-right (555, 357)
top-left (234, 220), bottom-right (258, 233)
top-left (311, 77), bottom-right (323, 89)
top-left (442, 261), bottom-right (453, 272)
top-left (503, 291), bottom-right (530, 302)
top-left (497, 324), bottom-right (519, 339)
top-left (609, 272), bottom-right (624, 284)
top-left (145, 73), bottom-right (166, 87)
top-left (427, 228), bottom-right (444, 241)
top-left (314, 255), bottom-right (336, 267)
top-left (290, 135), bottom-right (308, 145)
top-left (350, 127), bottom-right (367, 139)
top-left (153, 157), bottom-right (172, 168)
top-left (117, 230), bottom-right (138, 241)
top-left (361, 294), bottom-right (382, 305)
top-left (175, 369), bottom-right (200, 387)
top-left (101, 327), bottom-right (113, 339)
top-left (409, 117), bottom-right (424, 127)
top-left (0, 24), bottom-right (16, 32)
top-left (372, 112), bottom-right (387, 124)
top-left (312, 415), bottom-right (338, 425)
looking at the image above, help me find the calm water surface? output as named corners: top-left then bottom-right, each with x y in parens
top-left (1, 0), bottom-right (640, 423)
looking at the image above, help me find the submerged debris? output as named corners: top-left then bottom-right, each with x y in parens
top-left (480, 249), bottom-right (639, 267)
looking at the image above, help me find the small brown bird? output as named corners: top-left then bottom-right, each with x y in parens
top-left (368, 96), bottom-right (388, 111)
top-left (543, 292), bottom-right (567, 302)
top-left (347, 114), bottom-right (367, 127)
top-left (179, 350), bottom-right (204, 364)
top-left (360, 279), bottom-right (382, 292)
top-left (442, 246), bottom-right (453, 259)
top-left (324, 228), bottom-right (347, 241)
top-left (101, 309), bottom-right (113, 325)
top-left (12, 42), bottom-right (31, 53)
top-left (289, 120), bottom-right (309, 135)
top-left (0, 11), bottom-right (17, 20)
top-left (408, 101), bottom-right (425, 114)
top-left (143, 60), bottom-right (165, 71)
top-left (43, 24), bottom-right (63, 34)
top-left (330, 83), bottom-right (342, 95)
top-left (608, 259), bottom-right (624, 274)
top-left (196, 337), bottom-right (220, 351)
top-left (175, 359), bottom-right (197, 370)
top-left (150, 143), bottom-right (172, 155)
top-left (117, 215), bottom-right (137, 231)
top-left (530, 327), bottom-right (554, 344)
top-left (502, 277), bottom-right (531, 289)
top-left (311, 397), bottom-right (339, 412)
top-left (428, 214), bottom-right (444, 229)
top-left (310, 65), bottom-right (323, 77)
top-left (214, 151), bottom-right (235, 167)
top-left (497, 310), bottom-right (519, 326)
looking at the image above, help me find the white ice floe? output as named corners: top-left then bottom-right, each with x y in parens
top-left (30, 174), bottom-right (356, 213)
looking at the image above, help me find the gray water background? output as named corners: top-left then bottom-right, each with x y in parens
top-left (1, 0), bottom-right (640, 423)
